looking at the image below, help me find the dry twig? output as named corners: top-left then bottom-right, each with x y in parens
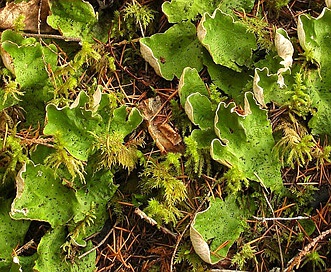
top-left (285, 228), bottom-right (331, 271)
top-left (134, 208), bottom-right (177, 239)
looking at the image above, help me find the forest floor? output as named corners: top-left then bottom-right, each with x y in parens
top-left (1, 0), bottom-right (331, 272)
top-left (91, 1), bottom-right (331, 271)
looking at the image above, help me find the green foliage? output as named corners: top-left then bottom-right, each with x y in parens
top-left (288, 185), bottom-right (317, 213)
top-left (178, 68), bottom-right (218, 175)
top-left (285, 72), bottom-right (312, 118)
top-left (34, 227), bottom-right (96, 271)
top-left (218, 0), bottom-right (255, 14)
top-left (178, 67), bottom-right (210, 108)
top-left (273, 115), bottom-right (316, 168)
top-left (139, 3), bottom-right (331, 267)
top-left (0, 198), bottom-right (30, 270)
top-left (175, 242), bottom-right (206, 272)
top-left (222, 167), bottom-right (249, 195)
top-left (91, 131), bottom-right (142, 172)
top-left (69, 205), bottom-right (97, 245)
top-left (0, 30), bottom-right (57, 126)
top-left (140, 22), bottom-right (205, 80)
top-left (10, 159), bottom-right (118, 267)
top-left (241, 15), bottom-right (273, 51)
top-left (139, 3), bottom-right (331, 271)
top-left (44, 93), bottom-right (99, 161)
top-left (253, 66), bottom-right (292, 107)
top-left (211, 92), bottom-right (283, 192)
top-left (293, 9), bottom-right (331, 135)
top-left (1, 30), bottom-right (58, 89)
top-left (91, 103), bottom-right (144, 169)
top-left (141, 153), bottom-right (187, 225)
top-left (110, 2), bottom-right (156, 40)
top-left (3, 1), bottom-right (331, 271)
top-left (52, 42), bottom-right (102, 101)
top-left (204, 54), bottom-right (252, 103)
top-left (190, 196), bottom-right (250, 264)
top-left (47, 0), bottom-right (105, 42)
top-left (174, 72), bottom-right (214, 176)
top-left (13, 15), bottom-right (25, 32)
top-left (184, 135), bottom-right (212, 177)
top-left (109, 10), bottom-right (134, 40)
top-left (162, 0), bottom-right (255, 23)
top-left (253, 8), bottom-right (331, 134)
top-left (144, 198), bottom-right (183, 226)
top-left (124, 1), bottom-right (155, 36)
top-left (208, 83), bottom-right (227, 109)
top-left (299, 7), bottom-right (331, 72)
top-left (198, 9), bottom-right (258, 72)
top-left (72, 41), bottom-right (101, 69)
top-left (312, 144), bottom-right (331, 169)
top-left (44, 144), bottom-right (86, 183)
top-left (92, 46), bottom-right (116, 74)
top-left (301, 250), bottom-right (326, 272)
top-left (0, 76), bottom-right (21, 111)
top-left (1, 135), bottom-right (28, 182)
top-left (267, 0), bottom-right (290, 11)
top-left (231, 243), bottom-right (257, 269)
top-left (11, 162), bottom-right (76, 226)
top-left (162, 0), bottom-right (220, 23)
top-left (169, 99), bottom-right (192, 135)
top-left (0, 3), bottom-right (142, 268)
top-left (1, 79), bottom-right (23, 106)
top-left (186, 92), bottom-right (214, 129)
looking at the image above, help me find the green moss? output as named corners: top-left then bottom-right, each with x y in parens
top-left (141, 153), bottom-right (187, 225)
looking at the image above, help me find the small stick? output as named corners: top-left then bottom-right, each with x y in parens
top-left (210, 269), bottom-right (248, 272)
top-left (134, 208), bottom-right (177, 239)
top-left (253, 216), bottom-right (310, 221)
top-left (112, 38), bottom-right (140, 46)
top-left (149, 90), bottom-right (178, 122)
top-left (262, 189), bottom-right (284, 270)
top-left (285, 228), bottom-right (331, 271)
top-left (15, 239), bottom-right (35, 255)
top-left (23, 33), bottom-right (81, 43)
top-left (170, 192), bottom-right (211, 272)
top-left (78, 221), bottom-right (118, 259)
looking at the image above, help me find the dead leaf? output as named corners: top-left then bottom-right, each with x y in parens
top-left (139, 96), bottom-right (184, 154)
top-left (0, 0), bottom-right (53, 33)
